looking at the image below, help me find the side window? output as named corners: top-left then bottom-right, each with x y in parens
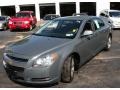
top-left (98, 19), bottom-right (105, 27)
top-left (93, 19), bottom-right (105, 30)
top-left (81, 20), bottom-right (93, 35)
top-left (83, 20), bottom-right (93, 30)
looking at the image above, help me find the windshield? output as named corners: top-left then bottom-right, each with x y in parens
top-left (0, 17), bottom-right (5, 21)
top-left (34, 20), bottom-right (81, 39)
top-left (109, 11), bottom-right (120, 17)
top-left (16, 13), bottom-right (30, 18)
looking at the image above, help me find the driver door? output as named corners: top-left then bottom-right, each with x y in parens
top-left (78, 20), bottom-right (97, 64)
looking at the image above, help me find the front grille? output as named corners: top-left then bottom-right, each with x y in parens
top-left (6, 64), bottom-right (24, 81)
top-left (6, 64), bottom-right (24, 72)
top-left (14, 22), bottom-right (22, 24)
top-left (6, 54), bottom-right (28, 62)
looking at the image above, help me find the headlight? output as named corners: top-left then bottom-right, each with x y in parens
top-left (9, 21), bottom-right (13, 24)
top-left (24, 21), bottom-right (29, 24)
top-left (33, 53), bottom-right (59, 67)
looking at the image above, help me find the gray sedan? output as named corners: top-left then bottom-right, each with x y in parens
top-left (3, 16), bottom-right (112, 85)
top-left (0, 16), bottom-right (10, 30)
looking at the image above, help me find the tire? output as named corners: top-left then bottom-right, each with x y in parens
top-left (29, 25), bottom-right (33, 31)
top-left (3, 26), bottom-right (7, 30)
top-left (10, 29), bottom-right (13, 32)
top-left (104, 36), bottom-right (112, 51)
top-left (61, 55), bottom-right (75, 83)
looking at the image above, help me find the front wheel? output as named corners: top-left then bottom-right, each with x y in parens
top-left (61, 56), bottom-right (75, 83)
top-left (104, 36), bottom-right (112, 51)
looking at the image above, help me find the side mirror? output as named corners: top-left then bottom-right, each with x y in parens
top-left (82, 30), bottom-right (93, 37)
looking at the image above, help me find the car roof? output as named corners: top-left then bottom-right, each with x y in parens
top-left (55, 16), bottom-right (96, 21)
top-left (108, 10), bottom-right (120, 12)
top-left (45, 14), bottom-right (60, 17)
top-left (46, 14), bottom-right (59, 15)
top-left (102, 9), bottom-right (120, 12)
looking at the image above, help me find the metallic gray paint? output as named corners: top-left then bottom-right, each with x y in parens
top-left (3, 16), bottom-right (112, 85)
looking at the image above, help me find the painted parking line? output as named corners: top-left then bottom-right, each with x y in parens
top-left (95, 56), bottom-right (120, 60)
top-left (0, 45), bottom-right (6, 49)
top-left (16, 35), bottom-right (24, 39)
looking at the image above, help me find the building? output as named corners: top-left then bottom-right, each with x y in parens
top-left (0, 0), bottom-right (119, 21)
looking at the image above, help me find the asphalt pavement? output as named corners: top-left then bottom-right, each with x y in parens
top-left (0, 29), bottom-right (120, 88)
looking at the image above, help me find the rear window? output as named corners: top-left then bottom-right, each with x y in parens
top-left (93, 18), bottom-right (105, 30)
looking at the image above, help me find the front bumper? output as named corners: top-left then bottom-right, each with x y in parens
top-left (113, 23), bottom-right (120, 28)
top-left (9, 24), bottom-right (30, 30)
top-left (3, 54), bottom-right (60, 85)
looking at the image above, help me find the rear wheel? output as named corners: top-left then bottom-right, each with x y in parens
top-left (33, 24), bottom-right (36, 29)
top-left (104, 36), bottom-right (112, 51)
top-left (3, 26), bottom-right (7, 30)
top-left (29, 25), bottom-right (33, 31)
top-left (61, 56), bottom-right (75, 83)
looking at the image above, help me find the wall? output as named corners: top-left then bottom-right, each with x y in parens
top-left (0, 0), bottom-right (118, 21)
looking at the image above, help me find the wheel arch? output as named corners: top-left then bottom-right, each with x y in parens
top-left (65, 52), bottom-right (81, 71)
top-left (109, 33), bottom-right (112, 39)
top-left (71, 52), bottom-right (81, 71)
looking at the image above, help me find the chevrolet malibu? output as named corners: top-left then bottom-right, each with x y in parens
top-left (3, 16), bottom-right (112, 85)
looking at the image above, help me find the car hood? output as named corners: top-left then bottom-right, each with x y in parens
top-left (10, 17), bottom-right (30, 21)
top-left (8, 35), bottom-right (71, 58)
top-left (110, 17), bottom-right (120, 22)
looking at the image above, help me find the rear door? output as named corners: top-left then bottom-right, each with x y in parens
top-left (92, 18), bottom-right (108, 53)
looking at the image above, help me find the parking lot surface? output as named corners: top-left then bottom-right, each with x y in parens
top-left (0, 30), bottom-right (120, 88)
